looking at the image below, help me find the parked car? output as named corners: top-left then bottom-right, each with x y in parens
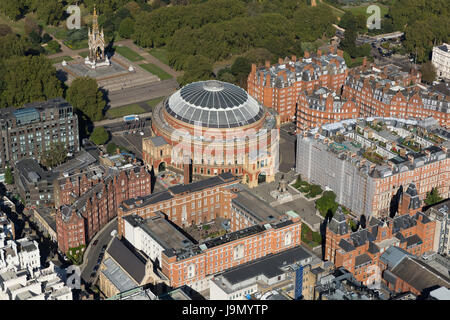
top-left (92, 240), bottom-right (98, 246)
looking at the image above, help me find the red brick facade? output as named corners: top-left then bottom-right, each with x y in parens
top-left (56, 165), bottom-right (152, 253)
top-left (325, 198), bottom-right (436, 285)
top-left (247, 48), bottom-right (348, 123)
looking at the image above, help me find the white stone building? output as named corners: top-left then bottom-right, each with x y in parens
top-left (0, 262), bottom-right (72, 300)
top-left (432, 43), bottom-right (450, 80)
top-left (0, 238), bottom-right (41, 272)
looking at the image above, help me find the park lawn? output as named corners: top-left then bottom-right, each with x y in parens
top-left (114, 45), bottom-right (144, 62)
top-left (148, 47), bottom-right (170, 65)
top-left (50, 56), bottom-right (73, 64)
top-left (78, 51), bottom-right (89, 58)
top-left (344, 3), bottom-right (389, 18)
top-left (301, 223), bottom-right (322, 248)
top-left (106, 104), bottom-right (147, 119)
top-left (146, 97), bottom-right (165, 108)
top-left (64, 39), bottom-right (89, 50)
top-left (140, 63), bottom-right (172, 80)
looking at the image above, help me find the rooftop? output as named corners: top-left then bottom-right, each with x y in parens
top-left (123, 213), bottom-right (194, 252)
top-left (166, 80), bottom-right (264, 128)
top-left (212, 245), bottom-right (313, 293)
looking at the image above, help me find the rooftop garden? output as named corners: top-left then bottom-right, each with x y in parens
top-left (301, 223), bottom-right (322, 248)
top-left (367, 122), bottom-right (383, 132)
top-left (400, 138), bottom-right (421, 152)
top-left (362, 150), bottom-right (384, 165)
top-left (67, 244), bottom-right (85, 265)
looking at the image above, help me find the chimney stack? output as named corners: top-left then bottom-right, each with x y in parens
top-left (265, 60), bottom-right (270, 69)
top-left (292, 55), bottom-right (297, 62)
top-left (336, 49), bottom-right (344, 58)
top-left (317, 49), bottom-right (322, 57)
top-left (251, 63), bottom-right (256, 73)
top-left (278, 57), bottom-right (283, 65)
top-left (304, 51), bottom-right (310, 59)
top-left (183, 155), bottom-right (191, 185)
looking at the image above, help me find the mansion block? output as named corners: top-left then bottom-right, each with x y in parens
top-left (247, 48), bottom-right (449, 129)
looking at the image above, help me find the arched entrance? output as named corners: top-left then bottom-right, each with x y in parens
top-left (257, 172), bottom-right (266, 185)
top-left (158, 162), bottom-right (166, 172)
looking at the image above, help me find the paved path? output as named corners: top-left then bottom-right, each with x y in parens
top-left (107, 79), bottom-right (178, 108)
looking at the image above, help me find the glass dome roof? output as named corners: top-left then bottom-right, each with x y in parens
top-left (165, 80), bottom-right (264, 128)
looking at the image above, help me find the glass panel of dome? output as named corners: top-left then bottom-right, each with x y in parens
top-left (233, 109), bottom-right (246, 123)
top-left (239, 105), bottom-right (253, 121)
top-left (191, 107), bottom-right (203, 123)
top-left (217, 111), bottom-right (227, 127)
top-left (209, 111), bottom-right (219, 127)
top-left (216, 92), bottom-right (227, 109)
top-left (200, 110), bottom-right (210, 124)
top-left (225, 110), bottom-right (237, 126)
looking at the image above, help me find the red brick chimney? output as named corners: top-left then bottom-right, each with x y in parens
top-left (265, 60), bottom-right (270, 69)
top-left (278, 57), bottom-right (283, 64)
top-left (304, 51), bottom-right (310, 59)
top-left (292, 55), bottom-right (297, 62)
top-left (336, 49), bottom-right (344, 58)
top-left (251, 63), bottom-right (256, 74)
top-left (183, 155), bottom-right (191, 185)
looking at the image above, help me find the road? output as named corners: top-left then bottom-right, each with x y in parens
top-left (80, 218), bottom-right (118, 284)
top-left (279, 124), bottom-right (297, 173)
top-left (107, 79), bottom-right (178, 108)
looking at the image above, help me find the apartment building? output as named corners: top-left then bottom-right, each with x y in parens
top-left (432, 43), bottom-right (450, 80)
top-left (55, 163), bottom-right (152, 253)
top-left (325, 196), bottom-right (436, 286)
top-left (296, 87), bottom-right (360, 131)
top-left (424, 199), bottom-right (450, 256)
top-left (342, 64), bottom-right (448, 128)
top-left (0, 98), bottom-right (79, 171)
top-left (247, 48), bottom-right (348, 123)
top-left (296, 118), bottom-right (450, 217)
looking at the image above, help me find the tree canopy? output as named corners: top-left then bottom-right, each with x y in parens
top-left (424, 188), bottom-right (443, 206)
top-left (90, 126), bottom-right (110, 145)
top-left (66, 77), bottom-right (106, 123)
top-left (0, 55), bottom-right (63, 108)
top-left (40, 142), bottom-right (68, 168)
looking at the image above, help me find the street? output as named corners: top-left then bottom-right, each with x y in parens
top-left (80, 218), bottom-right (118, 284)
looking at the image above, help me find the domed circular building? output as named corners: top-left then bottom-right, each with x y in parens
top-left (144, 80), bottom-right (280, 187)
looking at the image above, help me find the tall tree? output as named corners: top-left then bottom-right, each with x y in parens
top-left (0, 55), bottom-right (63, 108)
top-left (66, 77), bottom-right (106, 123)
top-left (421, 61), bottom-right (437, 84)
top-left (424, 188), bottom-right (443, 206)
top-left (40, 142), bottom-right (68, 168)
top-left (4, 166), bottom-right (13, 185)
top-left (90, 126), bottom-right (109, 145)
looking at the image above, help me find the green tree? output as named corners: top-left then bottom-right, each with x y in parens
top-left (46, 40), bottom-right (61, 53)
top-left (4, 166), bottom-right (13, 185)
top-left (424, 188), bottom-right (443, 206)
top-left (0, 34), bottom-right (27, 59)
top-left (0, 55), bottom-right (63, 108)
top-left (106, 142), bottom-right (119, 155)
top-left (316, 191), bottom-right (338, 216)
top-left (421, 61), bottom-right (437, 84)
top-left (90, 126), bottom-right (109, 145)
top-left (231, 56), bottom-right (251, 88)
top-left (40, 142), bottom-right (68, 168)
top-left (66, 77), bottom-right (106, 123)
top-left (0, 24), bottom-right (12, 37)
top-left (119, 17), bottom-right (135, 39)
top-left (177, 55), bottom-right (214, 86)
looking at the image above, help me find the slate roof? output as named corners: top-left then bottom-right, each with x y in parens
top-left (355, 253), bottom-right (372, 268)
top-left (391, 257), bottom-right (450, 293)
top-left (168, 172), bottom-right (238, 195)
top-left (338, 239), bottom-right (355, 252)
top-left (147, 136), bottom-right (168, 147)
top-left (379, 246), bottom-right (411, 269)
top-left (107, 238), bottom-right (146, 283)
top-left (405, 234), bottom-right (423, 248)
top-left (219, 246), bottom-right (312, 285)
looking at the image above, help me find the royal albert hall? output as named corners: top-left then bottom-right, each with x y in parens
top-left (145, 80), bottom-right (280, 187)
